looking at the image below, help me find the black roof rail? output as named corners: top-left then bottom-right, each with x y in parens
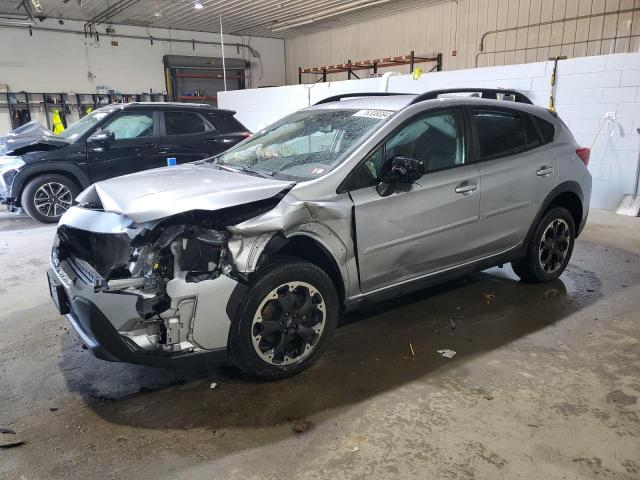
top-left (313, 92), bottom-right (412, 106)
top-left (408, 88), bottom-right (534, 105)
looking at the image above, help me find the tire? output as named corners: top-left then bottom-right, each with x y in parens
top-left (228, 256), bottom-right (339, 380)
top-left (512, 206), bottom-right (576, 283)
top-left (20, 174), bottom-right (79, 223)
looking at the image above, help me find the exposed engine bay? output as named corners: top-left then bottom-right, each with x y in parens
top-left (53, 217), bottom-right (240, 355)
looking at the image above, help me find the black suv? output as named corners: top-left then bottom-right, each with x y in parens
top-left (0, 103), bottom-right (250, 223)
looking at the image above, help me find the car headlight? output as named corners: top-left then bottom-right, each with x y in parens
top-left (0, 156), bottom-right (25, 175)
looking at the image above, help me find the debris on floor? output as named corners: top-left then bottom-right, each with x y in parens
top-left (49, 407), bottom-right (59, 412)
top-left (484, 293), bottom-right (496, 304)
top-left (449, 318), bottom-right (456, 330)
top-left (293, 421), bottom-right (310, 434)
top-left (351, 447), bottom-right (359, 452)
top-left (0, 441), bottom-right (25, 449)
top-left (209, 382), bottom-right (218, 390)
top-left (0, 427), bottom-right (16, 435)
top-left (484, 395), bottom-right (494, 400)
top-left (437, 349), bottom-right (457, 359)
top-left (409, 342), bottom-right (415, 357)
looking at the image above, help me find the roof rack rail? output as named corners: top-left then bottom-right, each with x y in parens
top-left (409, 88), bottom-right (533, 105)
top-left (313, 92), bottom-right (411, 106)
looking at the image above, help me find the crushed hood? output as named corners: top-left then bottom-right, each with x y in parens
top-left (77, 163), bottom-right (295, 224)
top-left (0, 122), bottom-right (67, 156)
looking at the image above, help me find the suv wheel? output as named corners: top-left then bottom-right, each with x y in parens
top-left (229, 257), bottom-right (339, 380)
top-left (512, 207), bottom-right (576, 283)
top-left (21, 174), bottom-right (79, 223)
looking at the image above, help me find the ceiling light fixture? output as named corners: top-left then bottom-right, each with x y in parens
top-left (30, 0), bottom-right (44, 14)
top-left (270, 0), bottom-right (397, 32)
top-left (194, 0), bottom-right (203, 10)
top-left (154, 0), bottom-right (161, 16)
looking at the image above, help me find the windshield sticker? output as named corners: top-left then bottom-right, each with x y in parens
top-left (353, 109), bottom-right (393, 119)
top-left (311, 167), bottom-right (326, 175)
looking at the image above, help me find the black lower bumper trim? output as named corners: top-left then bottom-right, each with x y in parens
top-left (67, 296), bottom-right (227, 367)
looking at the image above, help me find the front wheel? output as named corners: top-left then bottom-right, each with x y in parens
top-left (21, 174), bottom-right (79, 223)
top-left (512, 207), bottom-right (576, 283)
top-left (228, 258), bottom-right (339, 380)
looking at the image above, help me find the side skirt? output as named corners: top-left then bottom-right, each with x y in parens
top-left (344, 244), bottom-right (527, 311)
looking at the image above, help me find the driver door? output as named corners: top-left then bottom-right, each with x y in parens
top-left (87, 110), bottom-right (163, 182)
top-left (348, 108), bottom-right (482, 293)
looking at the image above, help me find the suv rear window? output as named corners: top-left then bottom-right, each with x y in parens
top-left (204, 112), bottom-right (247, 133)
top-left (165, 112), bottom-right (207, 135)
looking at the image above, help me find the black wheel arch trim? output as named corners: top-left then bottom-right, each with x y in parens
top-left (524, 181), bottom-right (585, 249)
top-left (10, 163), bottom-right (91, 204)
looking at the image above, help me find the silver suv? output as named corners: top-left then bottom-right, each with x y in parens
top-left (47, 89), bottom-right (592, 380)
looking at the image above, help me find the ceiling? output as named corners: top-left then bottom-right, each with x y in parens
top-left (0, 0), bottom-right (450, 38)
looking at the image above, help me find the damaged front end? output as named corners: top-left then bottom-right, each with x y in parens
top-left (49, 208), bottom-right (259, 365)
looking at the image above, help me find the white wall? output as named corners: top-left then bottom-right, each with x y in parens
top-left (0, 18), bottom-right (285, 133)
top-left (219, 52), bottom-right (640, 211)
top-left (285, 0), bottom-right (640, 85)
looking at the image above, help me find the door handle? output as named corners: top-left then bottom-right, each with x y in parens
top-left (537, 166), bottom-right (554, 176)
top-left (455, 182), bottom-right (478, 194)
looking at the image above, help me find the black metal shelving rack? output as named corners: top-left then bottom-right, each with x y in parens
top-left (1, 91), bottom-right (167, 131)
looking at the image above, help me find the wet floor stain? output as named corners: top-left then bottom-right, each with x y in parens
top-left (1, 237), bottom-right (638, 479)
top-left (606, 390), bottom-right (638, 407)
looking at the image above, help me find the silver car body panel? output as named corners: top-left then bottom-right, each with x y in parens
top-left (76, 162), bottom-right (295, 223)
top-left (165, 275), bottom-right (238, 350)
top-left (50, 94), bottom-right (592, 362)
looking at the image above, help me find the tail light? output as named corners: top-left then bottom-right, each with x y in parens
top-left (576, 147), bottom-right (590, 166)
top-left (240, 132), bottom-right (251, 138)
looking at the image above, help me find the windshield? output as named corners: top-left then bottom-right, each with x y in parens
top-left (57, 109), bottom-right (113, 141)
top-left (215, 109), bottom-right (392, 181)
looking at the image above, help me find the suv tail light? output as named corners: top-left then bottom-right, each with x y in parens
top-left (576, 147), bottom-right (590, 166)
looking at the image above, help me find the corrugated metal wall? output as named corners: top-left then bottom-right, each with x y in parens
top-left (285, 0), bottom-right (640, 84)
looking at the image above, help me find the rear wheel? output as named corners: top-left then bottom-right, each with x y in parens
top-left (229, 257), bottom-right (339, 380)
top-left (21, 174), bottom-right (78, 223)
top-left (512, 207), bottom-right (575, 283)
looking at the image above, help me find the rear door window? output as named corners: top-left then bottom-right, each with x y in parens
top-left (523, 114), bottom-right (541, 148)
top-left (164, 111), bottom-right (207, 135)
top-left (473, 110), bottom-right (526, 159)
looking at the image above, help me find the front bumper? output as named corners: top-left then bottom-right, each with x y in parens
top-left (48, 249), bottom-right (237, 368)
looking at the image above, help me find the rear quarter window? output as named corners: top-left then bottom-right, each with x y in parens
top-left (204, 113), bottom-right (248, 133)
top-left (533, 116), bottom-right (556, 144)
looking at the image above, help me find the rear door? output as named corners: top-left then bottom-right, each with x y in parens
top-left (348, 107), bottom-right (483, 293)
top-left (87, 109), bottom-right (163, 181)
top-left (159, 110), bottom-right (221, 163)
top-left (470, 108), bottom-right (559, 255)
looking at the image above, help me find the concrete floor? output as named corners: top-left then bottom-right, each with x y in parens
top-left (0, 209), bottom-right (638, 479)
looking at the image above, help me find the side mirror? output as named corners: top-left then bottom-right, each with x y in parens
top-left (88, 130), bottom-right (115, 145)
top-left (376, 156), bottom-right (425, 197)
